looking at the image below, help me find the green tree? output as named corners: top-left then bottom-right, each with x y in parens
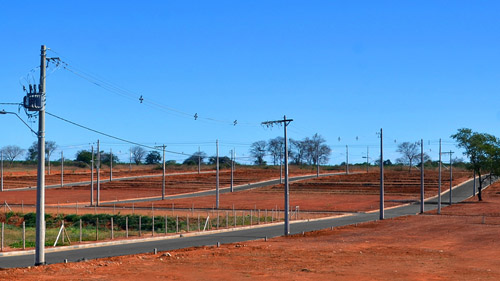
top-left (75, 150), bottom-right (93, 165)
top-left (183, 151), bottom-right (207, 165)
top-left (145, 151), bottom-right (162, 164)
top-left (451, 128), bottom-right (500, 201)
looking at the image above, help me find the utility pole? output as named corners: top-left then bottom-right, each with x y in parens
top-left (35, 44), bottom-right (47, 266)
top-left (97, 139), bottom-right (100, 206)
top-left (280, 148), bottom-right (283, 184)
top-left (60, 151), bottom-right (64, 187)
top-left (420, 139), bottom-right (424, 214)
top-left (262, 115), bottom-right (293, 236)
top-left (110, 148), bottom-right (113, 181)
top-left (346, 145), bottom-right (349, 174)
top-left (230, 149), bottom-right (234, 192)
top-left (379, 128), bottom-right (384, 220)
top-left (198, 146), bottom-right (201, 174)
top-left (442, 150), bottom-right (454, 205)
top-left (216, 139), bottom-right (219, 209)
top-left (362, 146), bottom-right (369, 173)
top-left (157, 144), bottom-right (165, 200)
top-left (316, 145), bottom-right (319, 177)
top-left (438, 139), bottom-right (442, 214)
top-left (129, 148), bottom-right (131, 171)
top-left (91, 145), bottom-right (94, 206)
top-left (473, 170), bottom-right (476, 196)
top-left (1, 150), bottom-right (3, 192)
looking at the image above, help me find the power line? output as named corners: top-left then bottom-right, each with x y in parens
top-left (45, 111), bottom-right (190, 156)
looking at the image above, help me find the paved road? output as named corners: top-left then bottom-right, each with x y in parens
top-left (0, 175), bottom-right (490, 268)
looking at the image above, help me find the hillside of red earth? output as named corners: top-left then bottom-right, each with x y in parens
top-left (1, 172), bottom-right (496, 280)
top-left (127, 170), bottom-right (471, 213)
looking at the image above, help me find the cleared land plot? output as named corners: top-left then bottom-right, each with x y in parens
top-left (0, 173), bottom-right (496, 280)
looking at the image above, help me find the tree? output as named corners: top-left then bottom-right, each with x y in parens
top-left (75, 150), bottom-right (92, 164)
top-left (208, 156), bottom-right (232, 168)
top-left (451, 128), bottom-right (500, 201)
top-left (45, 141), bottom-right (58, 175)
top-left (145, 151), bottom-right (162, 165)
top-left (267, 137), bottom-right (284, 165)
top-left (249, 141), bottom-right (267, 165)
top-left (183, 151), bottom-right (207, 165)
top-left (130, 146), bottom-right (147, 165)
top-left (290, 138), bottom-right (307, 165)
top-left (1, 145), bottom-right (25, 165)
top-left (100, 152), bottom-right (119, 166)
top-left (26, 142), bottom-right (37, 161)
top-left (396, 142), bottom-right (420, 173)
top-left (303, 133), bottom-right (331, 165)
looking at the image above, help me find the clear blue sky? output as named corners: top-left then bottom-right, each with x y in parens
top-left (1, 1), bottom-right (499, 165)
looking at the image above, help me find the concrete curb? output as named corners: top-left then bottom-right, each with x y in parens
top-left (0, 213), bottom-right (352, 258)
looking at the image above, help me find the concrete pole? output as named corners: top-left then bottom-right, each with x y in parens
top-left (473, 170), bottom-right (476, 196)
top-left (420, 139), bottom-right (424, 213)
top-left (438, 139), bottom-right (442, 214)
top-left (449, 150), bottom-right (453, 205)
top-left (230, 149), bottom-right (234, 192)
top-left (280, 149), bottom-right (283, 184)
top-left (110, 148), bottom-right (113, 181)
top-left (129, 148), bottom-right (131, 171)
top-left (162, 145), bottom-right (165, 200)
top-left (61, 151), bottom-right (64, 187)
top-left (316, 145), bottom-right (319, 177)
top-left (35, 44), bottom-right (47, 266)
top-left (284, 115), bottom-right (290, 235)
top-left (1, 150), bottom-right (3, 192)
top-left (91, 145), bottom-right (94, 206)
top-left (346, 145), bottom-right (349, 174)
top-left (366, 146), bottom-right (369, 173)
top-left (198, 146), bottom-right (201, 174)
top-left (216, 139), bottom-right (219, 209)
top-left (97, 139), bottom-right (100, 206)
top-left (379, 128), bottom-right (384, 220)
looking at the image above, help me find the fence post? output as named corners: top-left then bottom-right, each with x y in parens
top-left (126, 216), bottom-right (129, 238)
top-left (76, 201), bottom-right (78, 215)
top-left (165, 215), bottom-right (168, 235)
top-left (96, 218), bottom-right (99, 241)
top-left (217, 211), bottom-right (219, 229)
top-left (226, 212), bottom-right (228, 228)
top-left (176, 215), bottom-right (179, 233)
top-left (198, 214), bottom-right (200, 232)
top-left (79, 219), bottom-right (82, 243)
top-left (22, 221), bottom-right (26, 250)
top-left (1, 222), bottom-right (3, 251)
top-left (242, 211), bottom-right (245, 226)
top-left (139, 216), bottom-right (142, 237)
top-left (258, 209), bottom-right (260, 224)
top-left (21, 200), bottom-right (24, 213)
top-left (152, 215), bottom-right (155, 237)
top-left (250, 210), bottom-right (253, 226)
top-left (187, 216), bottom-right (189, 232)
top-left (111, 217), bottom-right (114, 240)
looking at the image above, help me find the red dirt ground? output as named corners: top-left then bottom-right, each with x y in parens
top-left (127, 170), bottom-right (471, 213)
top-left (0, 166), bottom-right (317, 205)
top-left (0, 174), bottom-right (497, 280)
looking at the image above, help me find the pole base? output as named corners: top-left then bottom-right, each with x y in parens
top-left (35, 262), bottom-right (46, 266)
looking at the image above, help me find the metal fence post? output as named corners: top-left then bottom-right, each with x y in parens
top-left (126, 216), bottom-right (129, 238)
top-left (96, 218), bottom-right (99, 241)
top-left (111, 217), bottom-right (114, 240)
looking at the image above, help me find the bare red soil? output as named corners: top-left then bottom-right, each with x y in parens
top-left (0, 173), bottom-right (497, 280)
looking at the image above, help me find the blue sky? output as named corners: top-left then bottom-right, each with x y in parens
top-left (1, 1), bottom-right (499, 165)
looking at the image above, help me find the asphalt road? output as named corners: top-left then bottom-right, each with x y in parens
top-left (0, 175), bottom-right (491, 268)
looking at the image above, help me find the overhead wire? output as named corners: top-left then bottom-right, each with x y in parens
top-left (45, 111), bottom-right (190, 156)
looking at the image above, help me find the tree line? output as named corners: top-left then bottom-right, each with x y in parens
top-left (249, 133), bottom-right (332, 166)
